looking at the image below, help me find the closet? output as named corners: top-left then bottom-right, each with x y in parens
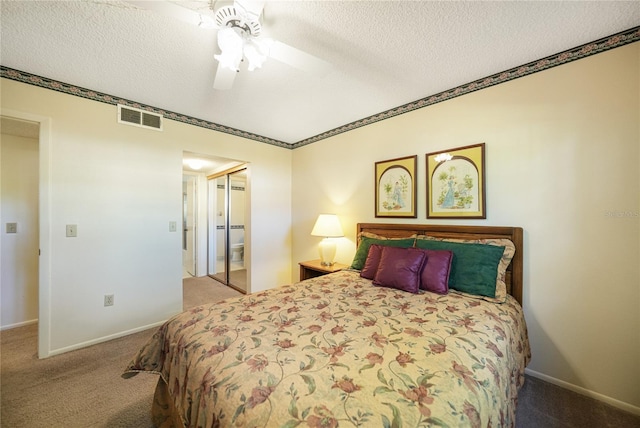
top-left (207, 165), bottom-right (247, 293)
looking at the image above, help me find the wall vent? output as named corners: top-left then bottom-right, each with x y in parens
top-left (117, 104), bottom-right (163, 131)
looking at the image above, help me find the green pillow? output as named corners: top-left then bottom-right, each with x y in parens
top-left (415, 239), bottom-right (505, 298)
top-left (350, 236), bottom-right (416, 270)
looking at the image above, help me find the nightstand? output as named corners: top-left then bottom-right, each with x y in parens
top-left (299, 259), bottom-right (348, 281)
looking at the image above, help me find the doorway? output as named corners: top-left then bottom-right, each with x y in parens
top-left (182, 174), bottom-right (197, 278)
top-left (207, 165), bottom-right (247, 293)
top-left (0, 112), bottom-right (49, 358)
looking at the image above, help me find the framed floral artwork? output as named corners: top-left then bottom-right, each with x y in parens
top-left (375, 155), bottom-right (417, 218)
top-left (426, 143), bottom-right (486, 219)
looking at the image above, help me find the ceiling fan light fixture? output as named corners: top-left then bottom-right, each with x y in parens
top-left (215, 5), bottom-right (261, 37)
top-left (214, 27), bottom-right (244, 72)
top-left (212, 2), bottom-right (271, 73)
top-left (243, 38), bottom-right (272, 71)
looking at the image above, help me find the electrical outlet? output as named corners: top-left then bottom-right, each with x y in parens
top-left (104, 294), bottom-right (114, 307)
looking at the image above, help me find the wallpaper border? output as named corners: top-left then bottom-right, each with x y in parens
top-left (2, 26), bottom-right (638, 150)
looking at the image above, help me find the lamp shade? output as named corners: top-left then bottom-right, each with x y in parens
top-left (311, 214), bottom-right (343, 266)
top-left (214, 27), bottom-right (244, 71)
top-left (311, 214), bottom-right (344, 238)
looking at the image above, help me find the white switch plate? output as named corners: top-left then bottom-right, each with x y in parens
top-left (104, 294), bottom-right (114, 306)
top-left (169, 221), bottom-right (177, 232)
top-left (6, 223), bottom-right (17, 233)
top-left (66, 224), bottom-right (77, 237)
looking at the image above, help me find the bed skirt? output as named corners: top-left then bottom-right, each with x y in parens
top-left (152, 377), bottom-right (185, 428)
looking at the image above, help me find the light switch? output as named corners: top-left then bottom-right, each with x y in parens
top-left (169, 221), bottom-right (177, 232)
top-left (66, 224), bottom-right (77, 237)
top-left (6, 223), bottom-right (17, 233)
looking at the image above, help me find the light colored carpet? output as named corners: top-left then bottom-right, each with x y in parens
top-left (183, 275), bottom-right (244, 309)
top-left (0, 277), bottom-right (241, 427)
top-left (1, 323), bottom-right (157, 427)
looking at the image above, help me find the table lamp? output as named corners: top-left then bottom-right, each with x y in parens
top-left (311, 214), bottom-right (344, 266)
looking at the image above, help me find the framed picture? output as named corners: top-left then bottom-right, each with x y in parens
top-left (375, 155), bottom-right (417, 218)
top-left (426, 143), bottom-right (486, 219)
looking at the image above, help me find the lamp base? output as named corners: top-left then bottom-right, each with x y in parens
top-left (318, 238), bottom-right (337, 266)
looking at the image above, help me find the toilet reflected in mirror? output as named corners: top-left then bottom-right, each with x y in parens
top-left (231, 242), bottom-right (244, 262)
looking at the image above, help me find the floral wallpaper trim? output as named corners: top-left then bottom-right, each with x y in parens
top-left (1, 26), bottom-right (638, 150)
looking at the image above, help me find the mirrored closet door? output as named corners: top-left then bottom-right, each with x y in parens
top-left (207, 166), bottom-right (247, 293)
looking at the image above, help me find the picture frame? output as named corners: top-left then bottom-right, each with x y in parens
top-left (375, 155), bottom-right (417, 218)
top-left (426, 143), bottom-right (486, 219)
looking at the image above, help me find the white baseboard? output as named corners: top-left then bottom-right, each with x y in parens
top-left (525, 368), bottom-right (640, 416)
top-left (45, 320), bottom-right (166, 358)
top-left (0, 318), bottom-right (38, 331)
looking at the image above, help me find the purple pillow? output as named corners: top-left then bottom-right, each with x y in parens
top-left (360, 244), bottom-right (384, 279)
top-left (373, 247), bottom-right (426, 294)
top-left (419, 249), bottom-right (453, 294)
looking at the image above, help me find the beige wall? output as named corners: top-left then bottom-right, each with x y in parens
top-left (292, 43), bottom-right (640, 411)
top-left (1, 79), bottom-right (292, 356)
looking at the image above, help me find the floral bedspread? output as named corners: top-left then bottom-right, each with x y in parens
top-left (124, 270), bottom-right (530, 427)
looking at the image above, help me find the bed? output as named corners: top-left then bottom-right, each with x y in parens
top-left (124, 223), bottom-right (530, 427)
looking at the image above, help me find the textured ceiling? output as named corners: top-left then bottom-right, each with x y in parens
top-left (1, 1), bottom-right (639, 146)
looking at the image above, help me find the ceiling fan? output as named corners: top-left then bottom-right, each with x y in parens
top-left (126, 0), bottom-right (332, 90)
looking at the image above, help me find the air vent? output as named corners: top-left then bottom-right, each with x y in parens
top-left (117, 104), bottom-right (163, 131)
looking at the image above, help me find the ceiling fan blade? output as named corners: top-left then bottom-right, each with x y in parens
top-left (268, 41), bottom-right (332, 77)
top-left (213, 62), bottom-right (237, 90)
top-left (126, 1), bottom-right (214, 27)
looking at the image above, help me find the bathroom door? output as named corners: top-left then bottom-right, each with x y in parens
top-left (207, 166), bottom-right (247, 293)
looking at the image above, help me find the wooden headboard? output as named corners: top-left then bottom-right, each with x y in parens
top-left (357, 223), bottom-right (524, 305)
